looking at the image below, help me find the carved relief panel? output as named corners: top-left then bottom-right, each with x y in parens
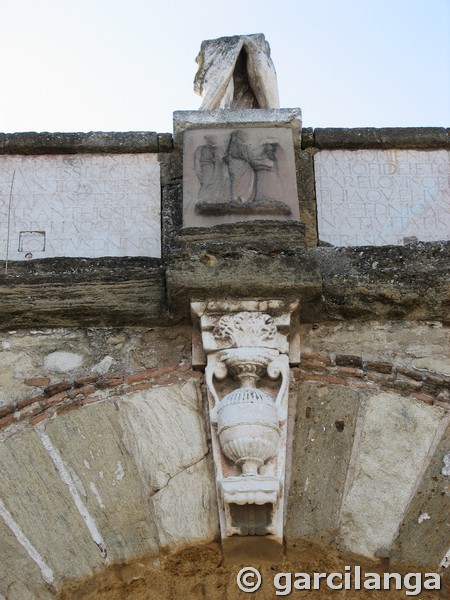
top-left (183, 127), bottom-right (300, 227)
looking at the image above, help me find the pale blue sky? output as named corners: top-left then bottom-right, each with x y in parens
top-left (0, 0), bottom-right (449, 133)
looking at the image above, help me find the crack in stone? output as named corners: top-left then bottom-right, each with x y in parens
top-left (151, 451), bottom-right (210, 497)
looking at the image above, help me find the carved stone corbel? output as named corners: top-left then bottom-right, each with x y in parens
top-left (191, 299), bottom-right (299, 557)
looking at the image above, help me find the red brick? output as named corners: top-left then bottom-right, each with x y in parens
top-left (393, 375), bottom-right (423, 394)
top-left (16, 395), bottom-right (44, 410)
top-left (96, 377), bottom-right (124, 389)
top-left (412, 392), bottom-right (435, 405)
top-left (29, 412), bottom-right (52, 426)
top-left (24, 377), bottom-right (51, 387)
top-left (150, 365), bottom-right (178, 379)
top-left (82, 395), bottom-right (101, 406)
top-left (44, 380), bottom-right (72, 397)
top-left (366, 371), bottom-right (395, 383)
top-left (0, 403), bottom-right (14, 419)
top-left (122, 381), bottom-right (156, 394)
top-left (301, 373), bottom-right (348, 386)
top-left (104, 371), bottom-right (128, 380)
top-left (0, 414), bottom-right (15, 428)
top-left (291, 368), bottom-right (302, 382)
top-left (335, 354), bottom-right (363, 368)
top-left (349, 380), bottom-right (377, 390)
top-left (333, 366), bottom-right (364, 378)
top-left (68, 384), bottom-right (96, 399)
top-left (300, 360), bottom-right (327, 372)
top-left (396, 366), bottom-right (423, 381)
top-left (14, 404), bottom-right (43, 421)
top-left (178, 363), bottom-right (191, 372)
top-left (424, 374), bottom-right (450, 389)
top-left (300, 353), bottom-right (331, 365)
top-left (161, 376), bottom-right (181, 386)
top-left (184, 371), bottom-right (203, 380)
top-left (74, 374), bottom-right (99, 387)
top-left (56, 400), bottom-right (82, 415)
top-left (41, 391), bottom-right (69, 409)
top-left (126, 368), bottom-right (158, 384)
top-left (364, 361), bottom-right (393, 374)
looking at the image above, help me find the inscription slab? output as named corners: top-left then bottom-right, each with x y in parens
top-left (315, 149), bottom-right (450, 246)
top-left (183, 127), bottom-right (300, 227)
top-left (0, 154), bottom-right (161, 259)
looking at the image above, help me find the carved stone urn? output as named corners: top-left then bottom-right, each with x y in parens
top-left (216, 348), bottom-right (280, 477)
top-left (191, 299), bottom-right (299, 552)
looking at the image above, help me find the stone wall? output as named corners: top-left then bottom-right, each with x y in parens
top-left (0, 128), bottom-right (449, 598)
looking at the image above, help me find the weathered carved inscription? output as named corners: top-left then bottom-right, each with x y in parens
top-left (0, 154), bottom-right (161, 259)
top-left (315, 149), bottom-right (450, 246)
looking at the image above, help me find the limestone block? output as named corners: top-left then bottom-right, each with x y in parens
top-left (338, 392), bottom-right (445, 558)
top-left (183, 127), bottom-right (300, 227)
top-left (44, 402), bottom-right (160, 564)
top-left (390, 421), bottom-right (450, 569)
top-left (151, 457), bottom-right (219, 548)
top-left (117, 382), bottom-right (210, 496)
top-left (315, 149), bottom-right (450, 246)
top-left (0, 430), bottom-right (104, 584)
top-left (286, 384), bottom-right (361, 547)
top-left (0, 154), bottom-right (161, 259)
top-left (0, 517), bottom-right (54, 599)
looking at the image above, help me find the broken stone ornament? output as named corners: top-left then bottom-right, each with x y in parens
top-left (194, 34), bottom-right (280, 110)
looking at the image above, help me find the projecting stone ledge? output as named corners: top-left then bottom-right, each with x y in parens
top-left (167, 238), bottom-right (450, 323)
top-left (0, 241), bottom-right (448, 328)
top-left (0, 257), bottom-right (166, 328)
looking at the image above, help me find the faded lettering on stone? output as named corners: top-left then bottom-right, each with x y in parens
top-left (184, 127), bottom-right (299, 227)
top-left (0, 154), bottom-right (161, 259)
top-left (315, 149), bottom-right (450, 246)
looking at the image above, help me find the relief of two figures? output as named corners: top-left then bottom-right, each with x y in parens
top-left (194, 130), bottom-right (291, 216)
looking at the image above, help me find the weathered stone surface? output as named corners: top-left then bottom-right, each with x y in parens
top-left (295, 147), bottom-right (317, 246)
top-left (117, 382), bottom-right (208, 494)
top-left (286, 384), bottom-right (361, 547)
top-left (0, 325), bottom-right (192, 408)
top-left (167, 245), bottom-right (321, 322)
top-left (313, 127), bottom-right (450, 150)
top-left (43, 351), bottom-right (84, 373)
top-left (412, 357), bottom-right (450, 376)
top-left (0, 430), bottom-right (104, 584)
top-left (173, 108), bottom-right (301, 148)
top-left (151, 457), bottom-right (218, 548)
top-left (157, 132), bottom-right (173, 153)
top-left (44, 402), bottom-right (160, 563)
top-left (338, 392), bottom-right (445, 558)
top-left (117, 382), bottom-right (219, 547)
top-left (0, 257), bottom-right (166, 328)
top-left (0, 517), bottom-right (55, 599)
top-left (1, 131), bottom-right (159, 154)
top-left (315, 149), bottom-right (450, 246)
top-left (194, 34), bottom-right (279, 111)
top-left (390, 421), bottom-right (450, 570)
top-left (316, 242), bottom-right (450, 322)
top-left (0, 154), bottom-right (161, 260)
top-left (183, 127), bottom-right (300, 227)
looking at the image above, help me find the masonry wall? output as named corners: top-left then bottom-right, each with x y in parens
top-left (0, 128), bottom-right (449, 599)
